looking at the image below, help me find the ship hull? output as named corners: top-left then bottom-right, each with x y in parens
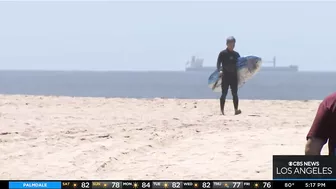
top-left (185, 67), bottom-right (215, 72)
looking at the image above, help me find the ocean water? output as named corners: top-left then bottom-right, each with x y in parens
top-left (0, 70), bottom-right (335, 100)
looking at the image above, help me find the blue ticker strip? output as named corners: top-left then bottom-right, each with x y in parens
top-left (9, 181), bottom-right (61, 189)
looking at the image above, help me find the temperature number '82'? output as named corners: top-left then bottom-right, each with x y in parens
top-left (172, 182), bottom-right (181, 188)
top-left (202, 182), bottom-right (210, 188)
top-left (81, 182), bottom-right (90, 188)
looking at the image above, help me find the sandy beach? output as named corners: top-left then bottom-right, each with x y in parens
top-left (0, 95), bottom-right (328, 180)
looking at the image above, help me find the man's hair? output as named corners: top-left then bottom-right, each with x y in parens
top-left (226, 36), bottom-right (236, 43)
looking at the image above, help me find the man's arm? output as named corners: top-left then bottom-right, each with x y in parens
top-left (305, 102), bottom-right (330, 155)
top-left (305, 138), bottom-right (326, 155)
top-left (234, 52), bottom-right (241, 74)
top-left (216, 52), bottom-right (222, 72)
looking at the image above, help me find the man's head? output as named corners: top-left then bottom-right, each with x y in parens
top-left (226, 36), bottom-right (236, 51)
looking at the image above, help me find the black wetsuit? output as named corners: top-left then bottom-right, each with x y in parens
top-left (216, 49), bottom-right (240, 112)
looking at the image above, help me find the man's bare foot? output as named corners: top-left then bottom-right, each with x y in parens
top-left (234, 109), bottom-right (242, 115)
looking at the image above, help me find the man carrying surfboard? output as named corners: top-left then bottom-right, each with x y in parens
top-left (216, 36), bottom-right (242, 115)
top-left (305, 92), bottom-right (336, 155)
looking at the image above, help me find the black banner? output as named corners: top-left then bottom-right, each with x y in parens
top-left (2, 180), bottom-right (336, 189)
top-left (273, 155), bottom-right (336, 179)
top-left (273, 181), bottom-right (336, 188)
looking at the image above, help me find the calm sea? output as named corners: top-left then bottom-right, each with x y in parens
top-left (0, 70), bottom-right (335, 100)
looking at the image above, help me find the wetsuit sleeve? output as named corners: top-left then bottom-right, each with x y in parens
top-left (234, 52), bottom-right (240, 74)
top-left (306, 102), bottom-right (330, 144)
top-left (216, 52), bottom-right (222, 72)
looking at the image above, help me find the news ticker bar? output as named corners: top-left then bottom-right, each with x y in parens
top-left (3, 180), bottom-right (336, 189)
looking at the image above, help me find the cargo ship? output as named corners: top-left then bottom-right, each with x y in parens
top-left (185, 56), bottom-right (299, 72)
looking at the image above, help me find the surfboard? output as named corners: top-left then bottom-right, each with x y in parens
top-left (208, 56), bottom-right (262, 92)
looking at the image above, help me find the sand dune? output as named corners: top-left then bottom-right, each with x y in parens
top-left (0, 95), bottom-right (327, 180)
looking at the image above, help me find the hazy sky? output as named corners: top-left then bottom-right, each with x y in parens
top-left (0, 1), bottom-right (335, 71)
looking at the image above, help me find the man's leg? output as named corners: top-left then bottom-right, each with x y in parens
top-left (220, 76), bottom-right (229, 115)
top-left (230, 74), bottom-right (241, 115)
